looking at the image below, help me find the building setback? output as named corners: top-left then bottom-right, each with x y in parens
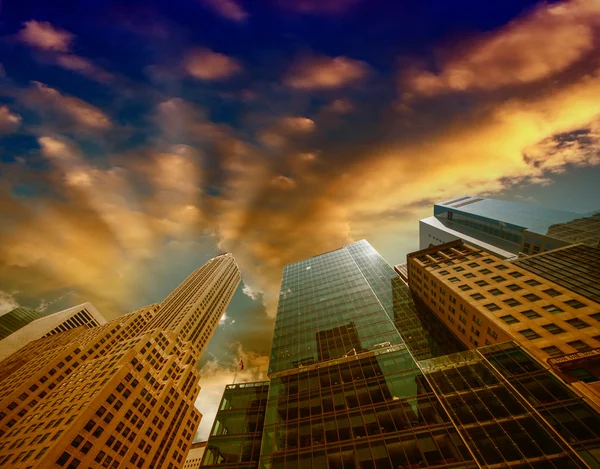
top-left (0, 253), bottom-right (240, 469)
top-left (183, 441), bottom-right (207, 469)
top-left (0, 303), bottom-right (107, 362)
top-left (201, 240), bottom-right (599, 469)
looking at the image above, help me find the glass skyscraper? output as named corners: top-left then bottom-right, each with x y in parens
top-left (200, 240), bottom-right (600, 469)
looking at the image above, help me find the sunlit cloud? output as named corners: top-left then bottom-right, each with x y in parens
top-left (284, 54), bottom-right (369, 90)
top-left (0, 291), bottom-right (19, 316)
top-left (0, 105), bottom-right (22, 134)
top-left (55, 55), bottom-right (114, 83)
top-left (402, 0), bottom-right (600, 96)
top-left (17, 20), bottom-right (73, 52)
top-left (201, 0), bottom-right (248, 22)
top-left (183, 47), bottom-right (242, 80)
top-left (21, 81), bottom-right (111, 131)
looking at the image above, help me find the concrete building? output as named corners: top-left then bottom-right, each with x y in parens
top-left (183, 441), bottom-right (207, 469)
top-left (0, 253), bottom-right (240, 469)
top-left (0, 303), bottom-right (106, 362)
top-left (420, 195), bottom-right (598, 258)
top-left (407, 240), bottom-right (600, 407)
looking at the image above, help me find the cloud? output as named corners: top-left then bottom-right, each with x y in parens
top-left (21, 81), bottom-right (111, 131)
top-left (284, 55), bottom-right (370, 90)
top-left (403, 0), bottom-right (600, 95)
top-left (201, 0), bottom-right (248, 22)
top-left (276, 0), bottom-right (360, 14)
top-left (17, 20), bottom-right (73, 52)
top-left (194, 347), bottom-right (269, 442)
top-left (0, 291), bottom-right (19, 316)
top-left (0, 106), bottom-right (22, 134)
top-left (183, 48), bottom-right (242, 80)
top-left (258, 116), bottom-right (315, 148)
top-left (55, 55), bottom-right (114, 83)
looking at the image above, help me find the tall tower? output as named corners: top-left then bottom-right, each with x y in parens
top-left (0, 253), bottom-right (240, 469)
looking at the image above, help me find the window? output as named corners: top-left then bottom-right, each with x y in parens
top-left (543, 288), bottom-right (561, 297)
top-left (525, 279), bottom-right (541, 286)
top-left (487, 327), bottom-right (498, 339)
top-left (542, 323), bottom-right (566, 335)
top-left (521, 310), bottom-right (541, 319)
top-left (491, 276), bottom-right (506, 283)
top-left (67, 459), bottom-right (81, 469)
top-left (484, 303), bottom-right (501, 312)
top-left (439, 270), bottom-right (449, 276)
top-left (495, 264), bottom-right (508, 270)
top-left (570, 369), bottom-right (598, 383)
top-left (568, 340), bottom-right (592, 352)
top-left (566, 318), bottom-right (590, 329)
top-left (470, 293), bottom-right (485, 300)
top-left (464, 273), bottom-right (476, 279)
top-left (57, 452), bottom-right (71, 466)
top-left (543, 304), bottom-right (564, 314)
top-left (459, 285), bottom-right (472, 291)
top-left (500, 315), bottom-right (519, 324)
top-left (509, 271), bottom-right (524, 278)
top-left (541, 346), bottom-right (564, 358)
top-left (479, 268), bottom-right (492, 274)
top-left (590, 313), bottom-right (600, 321)
top-left (565, 299), bottom-right (586, 309)
top-left (523, 293), bottom-right (541, 302)
top-left (519, 329), bottom-right (541, 340)
top-left (483, 258), bottom-right (494, 264)
top-left (449, 277), bottom-right (459, 284)
top-left (475, 280), bottom-right (489, 287)
top-left (488, 288), bottom-right (503, 296)
top-left (503, 298), bottom-right (521, 307)
top-left (468, 262), bottom-right (479, 268)
top-left (454, 266), bottom-right (465, 272)
top-left (506, 284), bottom-right (522, 292)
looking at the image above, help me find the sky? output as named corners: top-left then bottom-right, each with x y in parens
top-left (0, 0), bottom-right (599, 442)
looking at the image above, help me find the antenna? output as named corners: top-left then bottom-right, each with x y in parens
top-left (36, 290), bottom-right (75, 312)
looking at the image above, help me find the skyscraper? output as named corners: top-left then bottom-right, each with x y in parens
top-left (204, 240), bottom-right (600, 468)
top-left (0, 253), bottom-right (240, 469)
top-left (420, 195), bottom-right (597, 258)
top-left (0, 303), bottom-right (106, 362)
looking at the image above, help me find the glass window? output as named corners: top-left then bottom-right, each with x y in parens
top-left (542, 324), bottom-right (566, 335)
top-left (565, 299), bottom-right (586, 309)
top-left (589, 313), bottom-right (600, 321)
top-left (470, 293), bottom-right (485, 300)
top-left (449, 277), bottom-right (459, 283)
top-left (568, 340), bottom-right (591, 352)
top-left (525, 279), bottom-right (541, 286)
top-left (464, 273), bottom-right (476, 279)
top-left (506, 284), bottom-right (522, 291)
top-left (479, 268), bottom-right (492, 274)
top-left (519, 329), bottom-right (541, 340)
top-left (488, 288), bottom-right (503, 296)
top-left (523, 293), bottom-right (541, 302)
top-left (484, 303), bottom-right (500, 312)
top-left (503, 298), bottom-right (521, 307)
top-left (509, 271), bottom-right (524, 278)
top-left (521, 310), bottom-right (541, 319)
top-left (565, 318), bottom-right (590, 329)
top-left (541, 346), bottom-right (563, 357)
top-left (459, 285), bottom-right (472, 291)
top-left (543, 288), bottom-right (561, 297)
top-left (468, 262), bottom-right (479, 268)
top-left (500, 315), bottom-right (519, 325)
top-left (543, 305), bottom-right (564, 314)
top-left (495, 264), bottom-right (508, 270)
top-left (454, 267), bottom-right (465, 272)
top-left (439, 270), bottom-right (449, 275)
top-left (570, 369), bottom-right (598, 383)
top-left (475, 280), bottom-right (489, 287)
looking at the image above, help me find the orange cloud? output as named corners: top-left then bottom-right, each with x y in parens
top-left (17, 20), bottom-right (73, 52)
top-left (403, 0), bottom-right (600, 95)
top-left (0, 106), bottom-right (22, 134)
top-left (183, 48), bottom-right (242, 80)
top-left (55, 55), bottom-right (114, 83)
top-left (284, 55), bottom-right (369, 90)
top-left (22, 82), bottom-right (111, 130)
top-left (258, 116), bottom-right (315, 148)
top-left (201, 0), bottom-right (248, 22)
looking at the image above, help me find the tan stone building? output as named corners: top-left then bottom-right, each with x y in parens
top-left (0, 253), bottom-right (240, 469)
top-left (182, 441), bottom-right (206, 469)
top-left (407, 240), bottom-right (600, 407)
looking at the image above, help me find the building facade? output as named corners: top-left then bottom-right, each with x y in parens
top-left (183, 441), bottom-right (207, 469)
top-left (407, 240), bottom-right (600, 408)
top-left (201, 381), bottom-right (269, 468)
top-left (420, 195), bottom-right (598, 258)
top-left (0, 253), bottom-right (240, 469)
top-left (0, 303), bottom-right (106, 362)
